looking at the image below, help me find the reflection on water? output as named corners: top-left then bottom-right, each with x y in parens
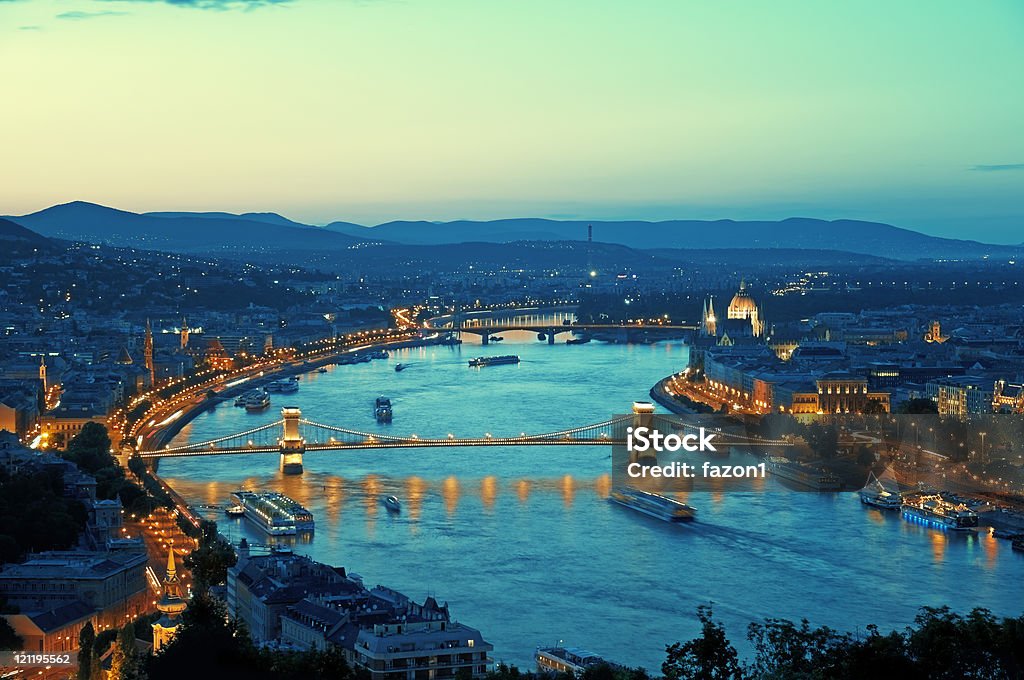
top-left (160, 336), bottom-right (1024, 670)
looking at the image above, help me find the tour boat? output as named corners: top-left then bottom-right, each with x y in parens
top-left (244, 390), bottom-right (271, 411)
top-left (225, 504), bottom-right (245, 518)
top-left (375, 396), bottom-right (393, 423)
top-left (902, 493), bottom-right (979, 530)
top-left (608, 487), bottom-right (696, 522)
top-left (468, 355), bottom-right (520, 367)
top-left (858, 468), bottom-right (902, 509)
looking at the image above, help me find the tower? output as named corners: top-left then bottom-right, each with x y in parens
top-left (144, 319), bottom-right (155, 386)
top-left (152, 544), bottom-right (187, 652)
top-left (180, 317), bottom-right (190, 351)
top-left (702, 296), bottom-right (717, 337)
top-left (38, 355), bottom-right (47, 393)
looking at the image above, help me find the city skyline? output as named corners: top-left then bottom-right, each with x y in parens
top-left (2, 0), bottom-right (1023, 241)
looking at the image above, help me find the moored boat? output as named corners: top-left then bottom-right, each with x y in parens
top-left (244, 390), bottom-right (271, 411)
top-left (225, 504), bottom-right (245, 518)
top-left (859, 468), bottom-right (902, 509)
top-left (901, 493), bottom-right (979, 530)
top-left (232, 490), bottom-right (314, 535)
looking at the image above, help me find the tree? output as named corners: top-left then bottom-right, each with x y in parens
top-left (184, 520), bottom-right (237, 591)
top-left (0, 615), bottom-right (22, 651)
top-left (65, 422), bottom-right (115, 474)
top-left (899, 398), bottom-right (938, 415)
top-left (111, 622), bottom-right (144, 680)
top-left (746, 617), bottom-right (849, 679)
top-left (855, 444), bottom-right (876, 468)
top-left (663, 605), bottom-right (743, 680)
top-left (78, 622), bottom-right (95, 680)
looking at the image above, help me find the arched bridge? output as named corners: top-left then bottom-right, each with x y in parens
top-left (447, 322), bottom-right (699, 344)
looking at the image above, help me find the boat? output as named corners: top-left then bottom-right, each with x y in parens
top-left (383, 496), bottom-right (401, 513)
top-left (491, 335), bottom-right (505, 342)
top-left (244, 390), bottom-right (271, 411)
top-left (371, 349), bottom-right (388, 359)
top-left (225, 504), bottom-right (245, 518)
top-left (375, 396), bottom-right (393, 423)
top-left (468, 355), bottom-right (521, 367)
top-left (566, 337), bottom-right (590, 345)
top-left (535, 647), bottom-right (619, 676)
top-left (859, 468), bottom-right (902, 509)
top-left (317, 367), bottom-right (328, 373)
top-left (608, 487), bottom-right (696, 522)
top-left (232, 490), bottom-right (314, 535)
top-left (234, 393), bottom-right (250, 407)
top-left (766, 457), bottom-right (841, 491)
top-left (278, 377), bottom-right (299, 393)
top-left (394, 363), bottom-right (407, 372)
top-left (901, 493), bottom-right (979, 530)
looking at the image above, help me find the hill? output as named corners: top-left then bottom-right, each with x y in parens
top-left (8, 202), bottom-right (367, 253)
top-left (326, 217), bottom-right (1018, 260)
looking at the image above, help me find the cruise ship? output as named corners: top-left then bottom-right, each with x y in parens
top-left (766, 457), bottom-right (842, 491)
top-left (267, 377), bottom-right (299, 393)
top-left (375, 396), bottom-right (393, 423)
top-left (859, 468), bottom-right (902, 509)
top-left (608, 487), bottom-right (696, 522)
top-left (902, 493), bottom-right (979, 530)
top-left (535, 647), bottom-right (619, 676)
top-left (231, 491), bottom-right (314, 535)
top-left (468, 355), bottom-right (520, 367)
top-left (244, 390), bottom-right (271, 411)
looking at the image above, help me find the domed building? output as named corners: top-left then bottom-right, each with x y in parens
top-left (703, 280), bottom-right (765, 339)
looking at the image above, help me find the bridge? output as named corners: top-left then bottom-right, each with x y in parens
top-left (136, 406), bottom-right (785, 474)
top-left (445, 322), bottom-right (699, 345)
top-left (138, 407), bottom-right (636, 474)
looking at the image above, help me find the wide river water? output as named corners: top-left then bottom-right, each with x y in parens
top-left (160, 329), bottom-right (1024, 670)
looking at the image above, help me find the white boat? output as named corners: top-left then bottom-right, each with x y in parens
top-left (608, 487), bottom-right (696, 522)
top-left (859, 468), bottom-right (902, 509)
top-left (245, 390), bottom-right (270, 411)
top-left (225, 504), bottom-right (245, 518)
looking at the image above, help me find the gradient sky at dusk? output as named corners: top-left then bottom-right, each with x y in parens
top-left (2, 0), bottom-right (1023, 241)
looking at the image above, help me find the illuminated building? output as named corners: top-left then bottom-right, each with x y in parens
top-left (144, 319), bottom-right (156, 386)
top-left (816, 372), bottom-right (890, 414)
top-left (924, 320), bottom-right (948, 343)
top-left (152, 545), bottom-right (187, 652)
top-left (726, 280), bottom-right (765, 337)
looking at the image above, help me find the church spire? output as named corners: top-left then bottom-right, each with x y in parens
top-left (144, 319), bottom-right (155, 386)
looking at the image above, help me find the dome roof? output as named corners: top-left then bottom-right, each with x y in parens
top-left (727, 280), bottom-right (758, 318)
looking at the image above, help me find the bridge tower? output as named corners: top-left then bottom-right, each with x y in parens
top-left (279, 407), bottom-right (305, 475)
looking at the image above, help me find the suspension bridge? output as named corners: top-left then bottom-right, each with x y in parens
top-left (137, 407), bottom-right (636, 474)
top-left (136, 406), bottom-right (787, 474)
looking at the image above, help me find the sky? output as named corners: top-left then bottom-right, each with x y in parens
top-left (2, 0), bottom-right (1023, 242)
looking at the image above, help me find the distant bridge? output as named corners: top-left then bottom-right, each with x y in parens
top-left (445, 322), bottom-right (699, 344)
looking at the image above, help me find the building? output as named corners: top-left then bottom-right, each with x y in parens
top-left (152, 546), bottom-right (188, 652)
top-left (353, 616), bottom-right (492, 680)
top-left (39, 403), bottom-right (109, 450)
top-left (725, 280), bottom-right (765, 337)
top-left (932, 376), bottom-right (995, 418)
top-left (0, 550), bottom-right (149, 632)
top-left (3, 601), bottom-right (96, 653)
top-left (229, 546), bottom-right (492, 679)
top-left (815, 372), bottom-right (890, 414)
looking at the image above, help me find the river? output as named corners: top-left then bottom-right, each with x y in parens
top-left (159, 328), bottom-right (1024, 670)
